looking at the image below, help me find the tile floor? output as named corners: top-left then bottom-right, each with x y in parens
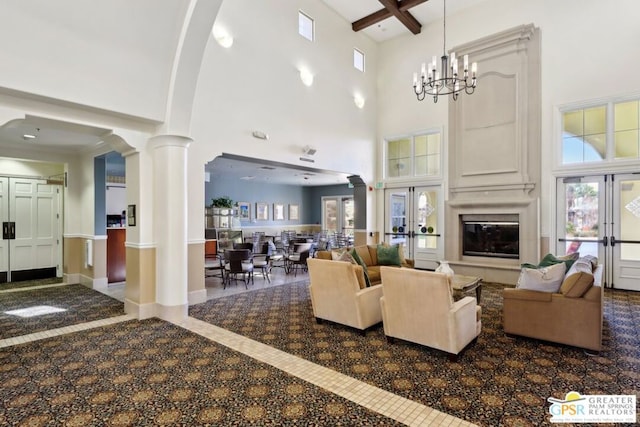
top-left (3, 268), bottom-right (475, 427)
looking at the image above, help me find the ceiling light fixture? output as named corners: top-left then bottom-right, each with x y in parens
top-left (252, 130), bottom-right (269, 140)
top-left (299, 68), bottom-right (314, 87)
top-left (22, 134), bottom-right (37, 140)
top-left (412, 0), bottom-right (477, 103)
top-left (212, 26), bottom-right (234, 48)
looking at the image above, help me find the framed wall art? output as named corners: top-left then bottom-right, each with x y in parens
top-left (238, 201), bottom-right (251, 221)
top-left (289, 204), bottom-right (299, 221)
top-left (273, 203), bottom-right (285, 220)
top-left (256, 202), bottom-right (269, 221)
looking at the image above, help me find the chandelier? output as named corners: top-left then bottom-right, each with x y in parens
top-left (412, 0), bottom-right (477, 103)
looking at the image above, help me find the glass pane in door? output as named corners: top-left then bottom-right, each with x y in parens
top-left (559, 180), bottom-right (601, 257)
top-left (342, 198), bottom-right (354, 237)
top-left (323, 199), bottom-right (338, 233)
top-left (619, 179), bottom-right (640, 261)
top-left (415, 190), bottom-right (437, 249)
top-left (388, 192), bottom-right (407, 246)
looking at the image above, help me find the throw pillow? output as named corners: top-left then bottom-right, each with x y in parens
top-left (516, 262), bottom-right (567, 293)
top-left (331, 249), bottom-right (349, 261)
top-left (380, 242), bottom-right (408, 267)
top-left (338, 251), bottom-right (356, 264)
top-left (351, 249), bottom-right (372, 287)
top-left (376, 244), bottom-right (401, 266)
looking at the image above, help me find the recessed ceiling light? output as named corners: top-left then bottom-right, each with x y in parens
top-left (22, 134), bottom-right (36, 140)
top-left (240, 176), bottom-right (255, 180)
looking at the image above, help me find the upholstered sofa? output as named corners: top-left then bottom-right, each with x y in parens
top-left (503, 256), bottom-right (604, 351)
top-left (316, 244), bottom-right (414, 285)
top-left (307, 258), bottom-right (383, 333)
top-left (380, 267), bottom-right (482, 360)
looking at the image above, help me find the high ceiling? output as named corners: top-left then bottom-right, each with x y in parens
top-left (322, 0), bottom-right (487, 42)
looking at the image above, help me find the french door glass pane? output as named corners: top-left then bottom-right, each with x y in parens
top-left (416, 191), bottom-right (437, 249)
top-left (620, 179), bottom-right (640, 261)
top-left (563, 181), bottom-right (599, 256)
top-left (342, 198), bottom-right (354, 235)
top-left (323, 199), bottom-right (337, 233)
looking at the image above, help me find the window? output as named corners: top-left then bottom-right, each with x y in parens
top-left (385, 131), bottom-right (441, 179)
top-left (614, 100), bottom-right (640, 159)
top-left (561, 98), bottom-right (640, 165)
top-left (353, 48), bottom-right (365, 72)
top-left (298, 11), bottom-right (314, 41)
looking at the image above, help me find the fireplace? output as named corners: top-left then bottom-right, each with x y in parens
top-left (461, 214), bottom-right (519, 259)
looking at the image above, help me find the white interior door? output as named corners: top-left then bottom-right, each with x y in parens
top-left (5, 178), bottom-right (60, 282)
top-left (556, 174), bottom-right (640, 290)
top-left (612, 174), bottom-right (640, 290)
top-left (0, 177), bottom-right (8, 282)
top-left (384, 186), bottom-right (443, 269)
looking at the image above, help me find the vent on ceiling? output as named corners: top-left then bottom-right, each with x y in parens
top-left (260, 166), bottom-right (276, 170)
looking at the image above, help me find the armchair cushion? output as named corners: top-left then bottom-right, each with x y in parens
top-left (560, 261), bottom-right (594, 297)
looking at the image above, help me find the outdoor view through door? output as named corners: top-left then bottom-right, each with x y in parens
top-left (322, 196), bottom-right (354, 237)
top-left (385, 187), bottom-right (442, 270)
top-left (556, 174), bottom-right (640, 291)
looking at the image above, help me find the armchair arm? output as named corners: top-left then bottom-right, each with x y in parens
top-left (450, 296), bottom-right (479, 353)
top-left (355, 284), bottom-right (384, 328)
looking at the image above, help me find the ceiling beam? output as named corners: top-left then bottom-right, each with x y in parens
top-left (352, 0), bottom-right (428, 34)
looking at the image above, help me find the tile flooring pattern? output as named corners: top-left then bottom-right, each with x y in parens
top-left (0, 271), bottom-right (475, 427)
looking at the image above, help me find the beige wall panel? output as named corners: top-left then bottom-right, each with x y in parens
top-left (188, 242), bottom-right (205, 293)
top-left (126, 246), bottom-right (156, 305)
top-left (64, 237), bottom-right (82, 275)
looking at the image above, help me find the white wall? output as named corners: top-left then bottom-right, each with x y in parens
top-left (377, 0), bottom-right (640, 238)
top-left (188, 0), bottom-right (380, 240)
top-left (0, 0), bottom-right (189, 122)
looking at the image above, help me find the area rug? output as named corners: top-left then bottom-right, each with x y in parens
top-left (0, 284), bottom-right (124, 339)
top-left (0, 318), bottom-right (401, 426)
top-left (189, 282), bottom-right (640, 426)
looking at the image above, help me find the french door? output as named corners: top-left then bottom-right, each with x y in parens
top-left (0, 177), bottom-right (61, 283)
top-left (321, 196), bottom-right (354, 236)
top-left (384, 186), bottom-right (443, 270)
top-left (556, 174), bottom-right (640, 290)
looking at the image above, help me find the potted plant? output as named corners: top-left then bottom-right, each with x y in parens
top-left (211, 196), bottom-right (234, 215)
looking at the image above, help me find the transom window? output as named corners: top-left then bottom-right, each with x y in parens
top-left (298, 11), bottom-right (314, 41)
top-left (561, 99), bottom-right (640, 165)
top-left (353, 48), bottom-right (365, 72)
top-left (385, 131), bottom-right (441, 179)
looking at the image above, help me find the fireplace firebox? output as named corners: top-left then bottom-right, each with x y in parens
top-left (462, 214), bottom-right (519, 259)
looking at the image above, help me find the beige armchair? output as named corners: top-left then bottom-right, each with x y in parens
top-left (307, 258), bottom-right (383, 334)
top-left (380, 267), bottom-right (482, 360)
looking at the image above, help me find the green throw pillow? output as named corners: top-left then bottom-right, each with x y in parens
top-left (521, 253), bottom-right (579, 271)
top-left (351, 248), bottom-right (372, 287)
top-left (376, 244), bottom-right (401, 266)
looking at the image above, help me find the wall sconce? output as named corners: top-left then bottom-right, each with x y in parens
top-left (212, 26), bottom-right (233, 48)
top-left (354, 94), bottom-right (365, 109)
top-left (299, 68), bottom-right (314, 87)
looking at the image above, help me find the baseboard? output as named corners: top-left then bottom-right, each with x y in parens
top-left (125, 299), bottom-right (157, 320)
top-left (156, 303), bottom-right (188, 323)
top-left (64, 273), bottom-right (80, 284)
top-left (77, 274), bottom-right (108, 290)
top-left (188, 289), bottom-right (207, 305)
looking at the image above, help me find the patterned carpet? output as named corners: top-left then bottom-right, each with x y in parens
top-left (190, 282), bottom-right (640, 427)
top-left (0, 318), bottom-right (402, 426)
top-left (0, 284), bottom-right (124, 339)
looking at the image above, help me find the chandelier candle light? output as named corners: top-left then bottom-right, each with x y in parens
top-left (413, 0), bottom-right (477, 103)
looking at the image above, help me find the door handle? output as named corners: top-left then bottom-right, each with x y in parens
top-left (9, 222), bottom-right (15, 239)
top-left (2, 222), bottom-right (8, 240)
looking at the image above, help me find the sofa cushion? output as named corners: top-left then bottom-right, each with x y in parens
top-left (560, 260), bottom-right (595, 298)
top-left (352, 246), bottom-right (373, 266)
top-left (516, 262), bottom-right (566, 293)
top-left (376, 244), bottom-right (401, 266)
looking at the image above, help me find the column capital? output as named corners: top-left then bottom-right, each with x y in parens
top-left (149, 134), bottom-right (193, 150)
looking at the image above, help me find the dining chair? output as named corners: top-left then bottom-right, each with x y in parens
top-left (224, 249), bottom-right (254, 289)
